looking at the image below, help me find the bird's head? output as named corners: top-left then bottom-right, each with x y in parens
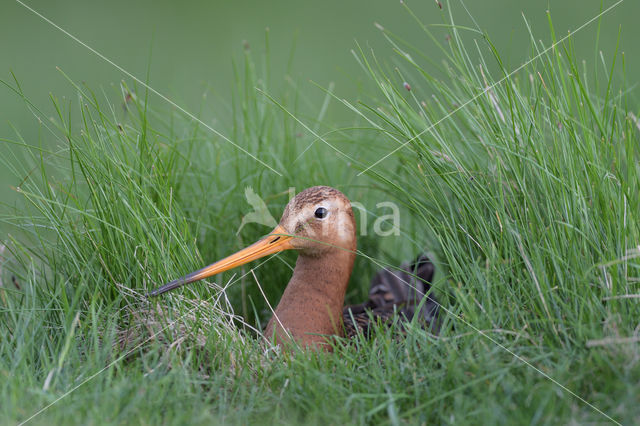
top-left (148, 186), bottom-right (356, 296)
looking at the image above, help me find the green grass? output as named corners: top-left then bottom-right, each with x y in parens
top-left (1, 6), bottom-right (639, 425)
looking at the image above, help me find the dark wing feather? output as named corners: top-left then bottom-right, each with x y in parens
top-left (343, 254), bottom-right (439, 338)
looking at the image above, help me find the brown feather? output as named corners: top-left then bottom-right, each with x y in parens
top-left (342, 254), bottom-right (439, 338)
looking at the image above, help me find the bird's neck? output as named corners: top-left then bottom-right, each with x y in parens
top-left (265, 248), bottom-right (356, 349)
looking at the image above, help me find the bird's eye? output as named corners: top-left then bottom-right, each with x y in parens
top-left (314, 207), bottom-right (328, 219)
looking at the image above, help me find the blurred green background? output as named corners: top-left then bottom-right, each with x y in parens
top-left (1, 0), bottom-right (637, 209)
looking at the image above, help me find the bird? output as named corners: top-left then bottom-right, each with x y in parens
top-left (148, 186), bottom-right (439, 350)
top-left (343, 253), bottom-right (439, 338)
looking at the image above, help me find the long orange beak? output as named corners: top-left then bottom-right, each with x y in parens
top-left (148, 225), bottom-right (294, 297)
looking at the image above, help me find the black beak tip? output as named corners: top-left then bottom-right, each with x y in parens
top-left (145, 277), bottom-right (188, 298)
top-left (146, 286), bottom-right (167, 298)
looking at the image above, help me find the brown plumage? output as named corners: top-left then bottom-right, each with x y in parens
top-left (149, 186), bottom-right (438, 350)
top-left (342, 254), bottom-right (439, 338)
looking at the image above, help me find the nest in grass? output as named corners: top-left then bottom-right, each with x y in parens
top-left (114, 283), bottom-right (274, 376)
